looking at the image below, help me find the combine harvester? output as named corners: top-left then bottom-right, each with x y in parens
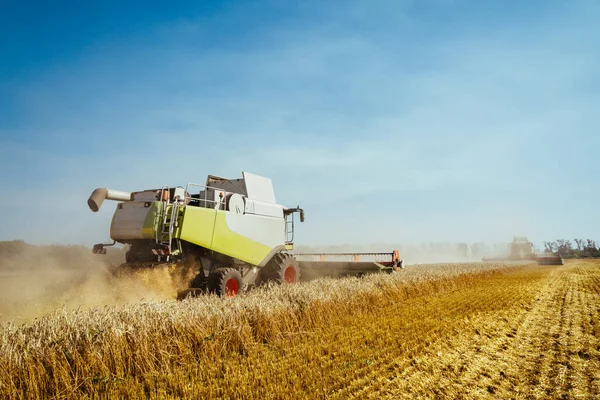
top-left (484, 236), bottom-right (564, 265)
top-left (88, 171), bottom-right (404, 298)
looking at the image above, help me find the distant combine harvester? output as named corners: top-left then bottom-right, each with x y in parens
top-left (483, 237), bottom-right (564, 265)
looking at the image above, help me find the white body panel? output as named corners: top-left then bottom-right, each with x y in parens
top-left (244, 199), bottom-right (255, 214)
top-left (225, 212), bottom-right (285, 249)
top-left (245, 199), bottom-right (284, 218)
top-left (243, 172), bottom-right (276, 203)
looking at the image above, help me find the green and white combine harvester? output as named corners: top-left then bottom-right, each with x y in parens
top-left (88, 172), bottom-right (404, 298)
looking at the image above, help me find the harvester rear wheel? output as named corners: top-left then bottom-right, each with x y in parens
top-left (208, 268), bottom-right (243, 297)
top-left (259, 253), bottom-right (300, 285)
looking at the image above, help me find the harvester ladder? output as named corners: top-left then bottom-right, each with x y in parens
top-left (157, 186), bottom-right (181, 261)
top-left (285, 213), bottom-right (294, 243)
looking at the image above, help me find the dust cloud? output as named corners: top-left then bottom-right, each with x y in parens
top-left (0, 242), bottom-right (197, 324)
top-left (0, 240), bottom-right (509, 324)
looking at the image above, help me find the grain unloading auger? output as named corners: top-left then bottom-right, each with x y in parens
top-left (88, 171), bottom-right (404, 298)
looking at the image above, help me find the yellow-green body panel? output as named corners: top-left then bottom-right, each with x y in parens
top-left (141, 202), bottom-right (161, 239)
top-left (178, 206), bottom-right (217, 249)
top-left (178, 207), bottom-right (272, 266)
top-left (210, 212), bottom-right (273, 265)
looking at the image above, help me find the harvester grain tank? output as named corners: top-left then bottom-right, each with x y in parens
top-left (88, 171), bottom-right (404, 298)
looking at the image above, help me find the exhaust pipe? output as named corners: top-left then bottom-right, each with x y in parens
top-left (88, 188), bottom-right (132, 212)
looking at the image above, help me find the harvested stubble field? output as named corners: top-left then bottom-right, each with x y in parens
top-left (1, 260), bottom-right (599, 399)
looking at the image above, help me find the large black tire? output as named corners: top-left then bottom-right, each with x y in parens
top-left (207, 268), bottom-right (244, 297)
top-left (258, 253), bottom-right (300, 285)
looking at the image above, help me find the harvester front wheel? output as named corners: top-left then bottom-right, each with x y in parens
top-left (208, 268), bottom-right (243, 297)
top-left (259, 253), bottom-right (300, 285)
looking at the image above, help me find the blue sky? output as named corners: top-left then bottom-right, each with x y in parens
top-left (1, 0), bottom-right (598, 247)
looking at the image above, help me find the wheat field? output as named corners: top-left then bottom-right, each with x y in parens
top-left (1, 260), bottom-right (598, 399)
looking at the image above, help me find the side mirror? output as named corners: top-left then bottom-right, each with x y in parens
top-left (300, 210), bottom-right (305, 222)
top-left (92, 244), bottom-right (107, 255)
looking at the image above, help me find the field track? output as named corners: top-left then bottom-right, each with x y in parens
top-left (192, 261), bottom-right (600, 399)
top-left (343, 260), bottom-right (600, 399)
top-left (1, 260), bottom-right (599, 399)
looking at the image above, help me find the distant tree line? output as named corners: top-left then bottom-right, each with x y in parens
top-left (543, 239), bottom-right (600, 258)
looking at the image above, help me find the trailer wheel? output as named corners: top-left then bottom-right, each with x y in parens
top-left (259, 253), bottom-right (300, 285)
top-left (208, 268), bottom-right (243, 297)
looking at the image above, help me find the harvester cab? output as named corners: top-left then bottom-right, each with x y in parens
top-left (509, 237), bottom-right (536, 260)
top-left (88, 171), bottom-right (403, 298)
